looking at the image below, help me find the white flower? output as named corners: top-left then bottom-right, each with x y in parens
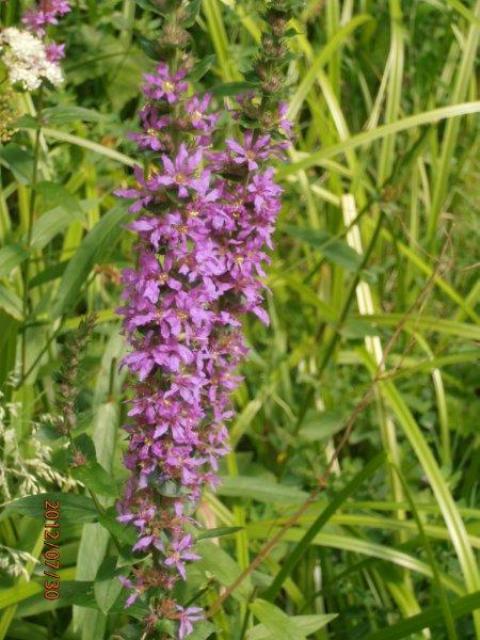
top-left (3, 52), bottom-right (43, 90)
top-left (2, 27), bottom-right (44, 59)
top-left (44, 60), bottom-right (64, 86)
top-left (0, 27), bottom-right (63, 91)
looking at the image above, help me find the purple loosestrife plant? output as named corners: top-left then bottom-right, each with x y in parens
top-left (116, 28), bottom-right (294, 640)
top-left (117, 71), bottom-right (290, 637)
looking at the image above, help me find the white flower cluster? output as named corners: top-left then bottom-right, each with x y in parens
top-left (0, 27), bottom-right (63, 91)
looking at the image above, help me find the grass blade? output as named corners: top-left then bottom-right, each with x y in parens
top-left (264, 453), bottom-right (386, 601)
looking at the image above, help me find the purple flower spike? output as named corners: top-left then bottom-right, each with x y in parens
top-left (116, 60), bottom-right (289, 638)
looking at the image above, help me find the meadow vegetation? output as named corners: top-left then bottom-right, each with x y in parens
top-left (0, 1), bottom-right (480, 639)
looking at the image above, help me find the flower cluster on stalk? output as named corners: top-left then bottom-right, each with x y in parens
top-left (116, 58), bottom-right (291, 638)
top-left (0, 0), bottom-right (70, 91)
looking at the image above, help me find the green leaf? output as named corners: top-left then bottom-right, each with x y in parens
top-left (280, 102), bottom-right (480, 177)
top-left (41, 128), bottom-right (136, 167)
top-left (196, 541), bottom-right (252, 602)
top-left (14, 114), bottom-right (39, 129)
top-left (368, 356), bottom-right (480, 594)
top-left (446, 0), bottom-right (480, 24)
top-left (284, 225), bottom-right (362, 271)
top-left (94, 557), bottom-right (123, 615)
top-left (0, 245), bottom-right (28, 278)
top-left (299, 409), bottom-right (349, 441)
top-left (42, 106), bottom-right (107, 125)
top-left (133, 0), bottom-right (166, 14)
top-left (217, 476), bottom-right (308, 504)
top-left (0, 144), bottom-right (33, 184)
top-left (246, 527), bottom-right (462, 595)
top-left (0, 285), bottom-right (23, 320)
top-left (0, 569), bottom-right (76, 610)
top-left (280, 274), bottom-right (337, 321)
top-left (0, 312), bottom-right (18, 388)
top-left (361, 590), bottom-right (480, 640)
top-left (71, 462), bottom-right (118, 498)
top-left (97, 508), bottom-right (136, 545)
top-left (92, 401), bottom-right (119, 473)
top-left (7, 621), bottom-right (48, 640)
top-left (51, 204), bottom-right (129, 318)
top-left (187, 621), bottom-right (217, 640)
top-left (211, 81), bottom-right (258, 97)
top-left (249, 600), bottom-right (307, 640)
top-left (72, 433), bottom-right (97, 459)
top-left (287, 14), bottom-right (373, 119)
top-left (36, 181), bottom-right (83, 212)
top-left (197, 526), bottom-right (243, 541)
top-left (30, 261), bottom-right (68, 288)
top-left (264, 453), bottom-right (386, 601)
top-left (70, 435), bottom-right (118, 497)
top-left (30, 205), bottom-right (85, 250)
top-left (73, 525), bottom-right (110, 636)
top-left (0, 493), bottom-right (97, 523)
top-left (341, 318), bottom-right (380, 338)
top-left (183, 0), bottom-right (202, 27)
top-left (361, 313), bottom-right (480, 341)
top-left (54, 581), bottom-right (98, 608)
top-left (135, 34), bottom-right (162, 59)
top-left (247, 614), bottom-right (338, 640)
top-left (190, 54), bottom-right (216, 82)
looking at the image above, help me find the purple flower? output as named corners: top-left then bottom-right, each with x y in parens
top-left (45, 43), bottom-right (65, 62)
top-left (115, 165), bottom-right (153, 213)
top-left (165, 536), bottom-right (200, 580)
top-left (177, 606), bottom-right (204, 639)
top-left (185, 94), bottom-right (218, 132)
top-left (154, 144), bottom-right (204, 198)
top-left (226, 131), bottom-right (272, 171)
top-left (130, 110), bottom-right (170, 151)
top-left (153, 341), bottom-right (194, 372)
top-left (278, 102), bottom-right (294, 138)
top-left (144, 63), bottom-right (188, 103)
top-left (119, 576), bottom-right (140, 607)
top-left (22, 0), bottom-right (71, 35)
top-left (133, 533), bottom-right (164, 553)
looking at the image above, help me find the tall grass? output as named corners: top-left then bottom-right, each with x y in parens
top-left (0, 1), bottom-right (479, 639)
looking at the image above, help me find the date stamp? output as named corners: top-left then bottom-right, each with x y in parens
top-left (43, 499), bottom-right (61, 600)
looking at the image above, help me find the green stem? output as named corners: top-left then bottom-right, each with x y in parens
top-left (120, 0), bottom-right (136, 49)
top-left (21, 95), bottom-right (43, 380)
top-left (87, 488), bottom-right (123, 555)
top-left (15, 322), bottom-right (64, 390)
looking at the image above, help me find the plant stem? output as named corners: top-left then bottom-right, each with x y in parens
top-left (21, 94), bottom-right (43, 381)
top-left (87, 488), bottom-right (123, 555)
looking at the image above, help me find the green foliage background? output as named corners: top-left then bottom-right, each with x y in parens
top-left (0, 1), bottom-right (480, 639)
